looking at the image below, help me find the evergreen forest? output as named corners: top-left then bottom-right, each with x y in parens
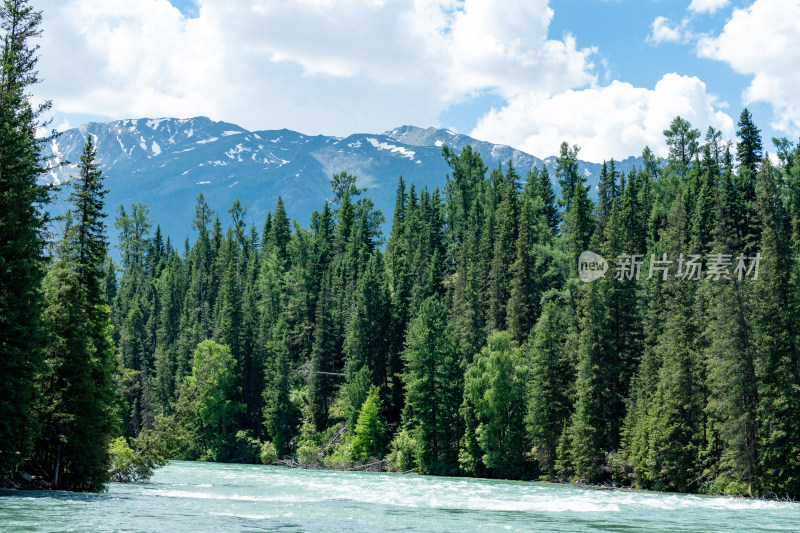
top-left (2, 0), bottom-right (800, 500)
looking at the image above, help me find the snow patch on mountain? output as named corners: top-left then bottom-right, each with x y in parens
top-left (46, 139), bottom-right (63, 184)
top-left (366, 137), bottom-right (416, 160)
top-left (225, 144), bottom-right (248, 160)
top-left (146, 118), bottom-right (168, 130)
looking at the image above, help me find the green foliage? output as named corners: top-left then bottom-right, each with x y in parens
top-left (387, 428), bottom-right (417, 472)
top-left (556, 142), bottom-right (582, 209)
top-left (177, 340), bottom-right (243, 462)
top-left (736, 108), bottom-right (763, 174)
top-left (259, 441), bottom-right (278, 464)
top-left (232, 430), bottom-right (262, 464)
top-left (108, 436), bottom-right (166, 483)
top-left (462, 331), bottom-right (530, 479)
top-left (344, 366), bottom-right (372, 433)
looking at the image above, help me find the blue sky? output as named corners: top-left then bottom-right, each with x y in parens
top-left (31, 0), bottom-right (800, 162)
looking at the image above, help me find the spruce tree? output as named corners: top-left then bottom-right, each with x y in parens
top-left (556, 142), bottom-right (581, 209)
top-left (525, 166), bottom-right (559, 234)
top-left (308, 272), bottom-right (338, 431)
top-left (736, 108), bottom-right (762, 174)
top-left (37, 136), bottom-right (117, 491)
top-left (488, 162), bottom-right (519, 331)
top-left (0, 0), bottom-right (49, 475)
top-left (401, 295), bottom-right (461, 476)
top-left (526, 295), bottom-right (577, 478)
top-left (754, 159), bottom-right (800, 496)
top-left (263, 317), bottom-right (298, 457)
top-left (343, 252), bottom-right (390, 387)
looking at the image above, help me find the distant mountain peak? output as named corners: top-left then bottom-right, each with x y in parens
top-left (42, 117), bottom-right (641, 255)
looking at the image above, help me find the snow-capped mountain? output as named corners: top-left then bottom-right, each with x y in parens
top-left (43, 117), bottom-right (641, 250)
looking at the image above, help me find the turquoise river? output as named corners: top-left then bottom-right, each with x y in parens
top-left (1, 461), bottom-right (798, 532)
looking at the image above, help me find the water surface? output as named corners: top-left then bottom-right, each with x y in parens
top-left (1, 461), bottom-right (797, 532)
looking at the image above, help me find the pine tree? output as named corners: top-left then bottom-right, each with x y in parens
top-left (443, 145), bottom-right (486, 254)
top-left (506, 195), bottom-right (555, 343)
top-left (563, 181), bottom-right (594, 273)
top-left (271, 196), bottom-right (291, 262)
top-left (663, 116), bottom-right (700, 170)
top-left (595, 160), bottom-right (617, 236)
top-left (563, 282), bottom-right (611, 483)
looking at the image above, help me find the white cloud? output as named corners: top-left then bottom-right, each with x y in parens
top-left (31, 0), bottom-right (595, 138)
top-left (648, 16), bottom-right (684, 44)
top-left (470, 73), bottom-right (735, 161)
top-left (697, 0), bottom-right (800, 135)
top-left (29, 0), bottom-right (737, 161)
top-left (688, 0), bottom-right (730, 15)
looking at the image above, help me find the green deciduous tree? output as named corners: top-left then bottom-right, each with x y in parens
top-left (462, 331), bottom-right (530, 479)
top-left (351, 385), bottom-right (386, 460)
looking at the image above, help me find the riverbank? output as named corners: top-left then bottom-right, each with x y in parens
top-left (0, 463), bottom-right (51, 491)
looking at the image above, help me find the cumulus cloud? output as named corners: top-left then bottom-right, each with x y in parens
top-left (32, 0), bottom-right (595, 137)
top-left (647, 16), bottom-right (684, 44)
top-left (470, 73), bottom-right (735, 161)
top-left (688, 0), bottom-right (730, 15)
top-left (697, 0), bottom-right (800, 135)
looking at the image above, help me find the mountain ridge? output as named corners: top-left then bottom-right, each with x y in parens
top-left (42, 117), bottom-right (643, 251)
